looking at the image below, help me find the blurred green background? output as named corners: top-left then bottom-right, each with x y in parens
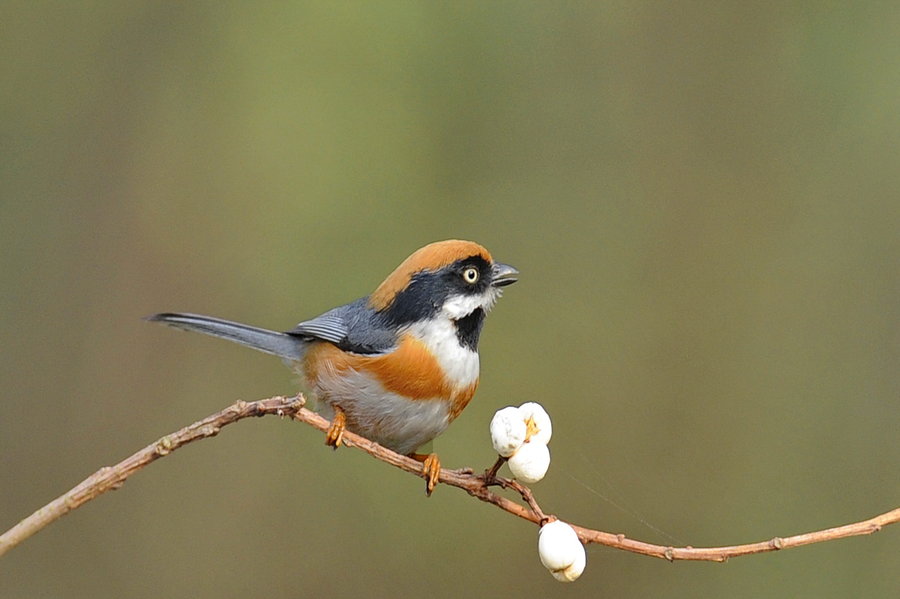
top-left (2, 2), bottom-right (898, 597)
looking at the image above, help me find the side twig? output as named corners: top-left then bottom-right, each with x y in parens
top-left (1, 394), bottom-right (897, 563)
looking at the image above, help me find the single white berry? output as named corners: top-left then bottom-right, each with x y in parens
top-left (548, 547), bottom-right (585, 582)
top-left (490, 406), bottom-right (527, 457)
top-left (538, 520), bottom-right (586, 582)
top-left (518, 402), bottom-right (552, 445)
top-left (507, 441), bottom-right (550, 483)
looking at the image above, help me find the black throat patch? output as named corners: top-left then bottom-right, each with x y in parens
top-left (455, 307), bottom-right (485, 350)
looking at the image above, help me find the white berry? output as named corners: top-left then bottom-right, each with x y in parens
top-left (538, 520), bottom-right (586, 582)
top-left (507, 441), bottom-right (550, 483)
top-left (490, 406), bottom-right (527, 457)
top-left (518, 402), bottom-right (552, 445)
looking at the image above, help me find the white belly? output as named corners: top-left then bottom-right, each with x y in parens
top-left (314, 367), bottom-right (451, 455)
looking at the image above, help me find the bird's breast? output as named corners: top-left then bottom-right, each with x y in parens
top-left (303, 333), bottom-right (478, 404)
top-left (300, 324), bottom-right (480, 452)
top-left (405, 317), bottom-right (480, 389)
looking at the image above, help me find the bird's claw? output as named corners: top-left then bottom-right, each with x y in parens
top-left (410, 453), bottom-right (441, 496)
top-left (422, 453), bottom-right (441, 496)
top-left (325, 408), bottom-right (346, 449)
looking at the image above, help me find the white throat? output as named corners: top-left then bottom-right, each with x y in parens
top-left (441, 289), bottom-right (500, 320)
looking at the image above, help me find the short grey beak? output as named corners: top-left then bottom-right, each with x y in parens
top-left (491, 262), bottom-right (519, 287)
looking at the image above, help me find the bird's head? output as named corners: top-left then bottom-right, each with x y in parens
top-left (368, 240), bottom-right (518, 345)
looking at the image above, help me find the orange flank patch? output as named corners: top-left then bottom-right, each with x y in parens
top-left (303, 334), bottom-right (478, 422)
top-left (358, 335), bottom-right (450, 400)
top-left (448, 381), bottom-right (477, 421)
top-left (368, 240), bottom-right (492, 311)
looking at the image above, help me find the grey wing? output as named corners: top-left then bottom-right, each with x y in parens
top-left (285, 297), bottom-right (396, 354)
top-left (289, 312), bottom-right (348, 345)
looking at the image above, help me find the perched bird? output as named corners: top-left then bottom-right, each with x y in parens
top-left (148, 240), bottom-right (518, 494)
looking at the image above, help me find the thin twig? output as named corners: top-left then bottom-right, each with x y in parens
top-left (0, 396), bottom-right (306, 557)
top-left (1, 394), bottom-right (898, 563)
top-left (483, 456), bottom-right (506, 481)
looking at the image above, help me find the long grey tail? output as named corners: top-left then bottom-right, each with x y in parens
top-left (146, 312), bottom-right (305, 360)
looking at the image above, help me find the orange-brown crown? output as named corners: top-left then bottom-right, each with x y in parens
top-left (368, 240), bottom-right (493, 311)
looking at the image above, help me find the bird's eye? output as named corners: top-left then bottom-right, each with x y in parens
top-left (462, 267), bottom-right (480, 284)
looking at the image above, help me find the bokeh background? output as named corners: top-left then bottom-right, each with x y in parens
top-left (2, 3), bottom-right (898, 598)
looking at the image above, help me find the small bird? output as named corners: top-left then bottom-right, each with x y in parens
top-left (148, 240), bottom-right (518, 494)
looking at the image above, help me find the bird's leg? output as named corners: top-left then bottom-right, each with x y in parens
top-left (324, 406), bottom-right (346, 449)
top-left (410, 453), bottom-right (441, 496)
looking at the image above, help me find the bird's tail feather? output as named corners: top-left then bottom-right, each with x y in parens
top-left (146, 312), bottom-right (305, 360)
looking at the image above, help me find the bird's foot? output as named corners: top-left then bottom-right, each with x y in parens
top-left (324, 408), bottom-right (346, 449)
top-left (411, 452), bottom-right (441, 496)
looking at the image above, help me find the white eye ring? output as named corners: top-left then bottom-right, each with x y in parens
top-left (462, 267), bottom-right (479, 284)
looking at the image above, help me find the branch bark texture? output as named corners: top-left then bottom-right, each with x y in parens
top-left (1, 395), bottom-right (897, 562)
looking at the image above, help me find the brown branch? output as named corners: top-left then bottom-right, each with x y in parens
top-left (287, 400), bottom-right (900, 561)
top-left (2, 394), bottom-right (898, 564)
top-left (0, 396), bottom-right (306, 557)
